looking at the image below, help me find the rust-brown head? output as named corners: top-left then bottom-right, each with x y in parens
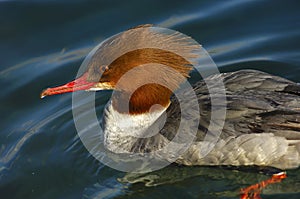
top-left (41, 25), bottom-right (200, 114)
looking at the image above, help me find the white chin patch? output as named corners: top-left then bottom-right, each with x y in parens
top-left (87, 87), bottom-right (103, 91)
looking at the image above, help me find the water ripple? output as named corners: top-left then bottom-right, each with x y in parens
top-left (0, 98), bottom-right (72, 177)
top-left (159, 0), bottom-right (259, 27)
top-left (0, 46), bottom-right (92, 96)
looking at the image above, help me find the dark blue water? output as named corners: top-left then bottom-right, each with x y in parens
top-left (1, 0), bottom-right (300, 198)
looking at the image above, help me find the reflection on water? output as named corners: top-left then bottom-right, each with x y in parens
top-left (119, 166), bottom-right (300, 198)
top-left (81, 165), bottom-right (300, 199)
top-left (0, 0), bottom-right (299, 199)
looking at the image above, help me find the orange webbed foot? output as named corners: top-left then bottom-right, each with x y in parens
top-left (240, 172), bottom-right (287, 199)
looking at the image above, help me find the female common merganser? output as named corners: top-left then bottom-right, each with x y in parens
top-left (41, 24), bottom-right (300, 171)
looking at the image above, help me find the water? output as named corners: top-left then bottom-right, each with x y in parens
top-left (1, 0), bottom-right (300, 198)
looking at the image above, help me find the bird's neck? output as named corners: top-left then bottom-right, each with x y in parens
top-left (102, 100), bottom-right (169, 153)
top-left (111, 84), bottom-right (172, 114)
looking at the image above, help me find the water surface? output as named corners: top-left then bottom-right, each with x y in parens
top-left (0, 0), bottom-right (300, 198)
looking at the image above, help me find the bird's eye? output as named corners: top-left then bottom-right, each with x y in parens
top-left (99, 65), bottom-right (109, 73)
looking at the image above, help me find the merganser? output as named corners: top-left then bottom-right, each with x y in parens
top-left (41, 24), bottom-right (300, 171)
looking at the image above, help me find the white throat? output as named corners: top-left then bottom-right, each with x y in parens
top-left (102, 101), bottom-right (168, 153)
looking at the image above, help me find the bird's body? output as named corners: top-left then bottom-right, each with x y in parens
top-left (177, 70), bottom-right (300, 169)
top-left (41, 25), bottom-right (300, 170)
top-left (101, 69), bottom-right (300, 170)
